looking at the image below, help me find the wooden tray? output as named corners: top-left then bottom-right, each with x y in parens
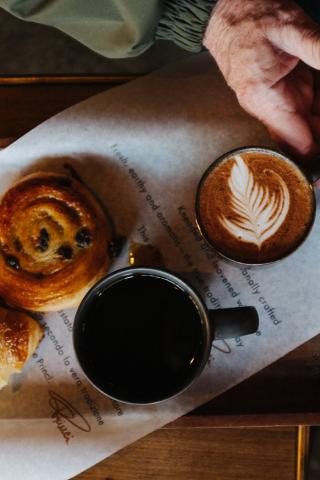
top-left (1, 78), bottom-right (319, 430)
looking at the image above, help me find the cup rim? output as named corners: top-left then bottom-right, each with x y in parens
top-left (195, 146), bottom-right (317, 266)
top-left (73, 266), bottom-right (212, 405)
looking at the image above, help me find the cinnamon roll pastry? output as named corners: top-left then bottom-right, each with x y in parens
top-left (0, 308), bottom-right (44, 389)
top-left (0, 172), bottom-right (112, 311)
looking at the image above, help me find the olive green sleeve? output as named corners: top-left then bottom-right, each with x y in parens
top-left (0, 0), bottom-right (215, 58)
top-left (156, 0), bottom-right (215, 53)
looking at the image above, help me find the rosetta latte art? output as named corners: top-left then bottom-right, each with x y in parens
top-left (219, 155), bottom-right (290, 248)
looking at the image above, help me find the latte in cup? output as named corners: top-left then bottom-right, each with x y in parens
top-left (196, 148), bottom-right (315, 264)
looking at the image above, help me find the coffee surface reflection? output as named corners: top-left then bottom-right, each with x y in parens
top-left (198, 150), bottom-right (314, 263)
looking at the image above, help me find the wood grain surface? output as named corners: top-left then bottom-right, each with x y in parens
top-left (0, 83), bottom-right (111, 139)
top-left (74, 427), bottom-right (297, 480)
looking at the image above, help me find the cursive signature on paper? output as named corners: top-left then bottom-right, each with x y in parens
top-left (48, 390), bottom-right (91, 444)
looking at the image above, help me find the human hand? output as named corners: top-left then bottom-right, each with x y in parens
top-left (203, 0), bottom-right (320, 158)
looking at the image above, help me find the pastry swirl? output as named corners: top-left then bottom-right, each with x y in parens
top-left (0, 172), bottom-right (112, 311)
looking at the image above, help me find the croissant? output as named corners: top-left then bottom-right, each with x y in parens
top-left (0, 172), bottom-right (113, 311)
top-left (0, 308), bottom-right (44, 389)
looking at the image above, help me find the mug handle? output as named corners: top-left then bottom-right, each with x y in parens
top-left (209, 307), bottom-right (259, 340)
top-left (303, 156), bottom-right (320, 184)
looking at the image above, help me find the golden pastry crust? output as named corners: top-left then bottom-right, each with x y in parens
top-left (0, 308), bottom-right (44, 389)
top-left (0, 172), bottom-right (113, 311)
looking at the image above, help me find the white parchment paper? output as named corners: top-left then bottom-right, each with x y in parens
top-left (0, 53), bottom-right (319, 480)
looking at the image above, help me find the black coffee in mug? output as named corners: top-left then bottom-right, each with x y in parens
top-left (74, 267), bottom-right (259, 404)
top-left (74, 275), bottom-right (205, 404)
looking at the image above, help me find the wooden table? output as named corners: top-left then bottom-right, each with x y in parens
top-left (2, 79), bottom-right (318, 479)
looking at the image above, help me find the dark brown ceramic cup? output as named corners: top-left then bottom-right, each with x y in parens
top-left (73, 267), bottom-right (259, 405)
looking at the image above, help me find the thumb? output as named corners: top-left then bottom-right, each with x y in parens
top-left (262, 109), bottom-right (317, 157)
top-left (266, 16), bottom-right (320, 69)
